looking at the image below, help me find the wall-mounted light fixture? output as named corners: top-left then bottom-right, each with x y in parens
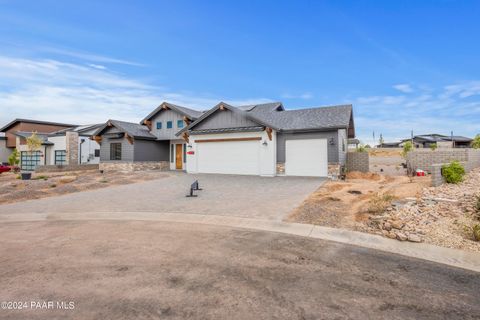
top-left (262, 140), bottom-right (268, 146)
top-left (187, 144), bottom-right (193, 149)
top-left (329, 138), bottom-right (335, 145)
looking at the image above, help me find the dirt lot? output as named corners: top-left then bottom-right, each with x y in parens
top-left (0, 170), bottom-right (169, 204)
top-left (0, 220), bottom-right (478, 320)
top-left (287, 172), bottom-right (429, 229)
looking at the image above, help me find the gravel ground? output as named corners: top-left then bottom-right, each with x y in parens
top-left (0, 220), bottom-right (479, 320)
top-left (0, 170), bottom-right (170, 204)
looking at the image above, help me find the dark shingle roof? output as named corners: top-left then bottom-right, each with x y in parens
top-left (248, 104), bottom-right (353, 131)
top-left (95, 120), bottom-right (156, 140)
top-left (12, 131), bottom-right (54, 145)
top-left (141, 102), bottom-right (203, 124)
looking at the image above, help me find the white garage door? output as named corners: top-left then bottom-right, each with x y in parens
top-left (285, 139), bottom-right (328, 177)
top-left (196, 139), bottom-right (260, 175)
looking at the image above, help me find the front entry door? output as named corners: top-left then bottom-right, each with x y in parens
top-left (175, 144), bottom-right (183, 169)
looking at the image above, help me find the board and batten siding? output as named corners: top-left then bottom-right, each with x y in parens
top-left (276, 130), bottom-right (339, 164)
top-left (195, 109), bottom-right (258, 130)
top-left (100, 137), bottom-right (134, 162)
top-left (134, 140), bottom-right (169, 161)
top-left (0, 138), bottom-right (12, 163)
top-left (150, 109), bottom-right (186, 140)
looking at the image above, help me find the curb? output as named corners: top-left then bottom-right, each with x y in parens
top-left (1, 211), bottom-right (480, 273)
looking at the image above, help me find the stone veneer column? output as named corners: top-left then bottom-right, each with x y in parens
top-left (66, 131), bottom-right (79, 165)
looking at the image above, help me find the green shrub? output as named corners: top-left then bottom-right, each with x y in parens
top-left (430, 143), bottom-right (437, 151)
top-left (442, 161), bottom-right (465, 184)
top-left (356, 144), bottom-right (367, 152)
top-left (473, 225), bottom-right (480, 241)
top-left (472, 134), bottom-right (480, 149)
top-left (8, 148), bottom-right (20, 166)
top-left (402, 141), bottom-right (413, 159)
top-left (33, 175), bottom-right (48, 181)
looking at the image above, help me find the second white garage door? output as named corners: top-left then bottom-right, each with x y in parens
top-left (285, 139), bottom-right (328, 177)
top-left (196, 139), bottom-right (260, 175)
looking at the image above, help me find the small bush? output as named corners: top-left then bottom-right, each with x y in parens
top-left (356, 144), bottom-right (367, 152)
top-left (50, 184), bottom-right (57, 188)
top-left (476, 195), bottom-right (480, 213)
top-left (473, 225), bottom-right (480, 241)
top-left (402, 141), bottom-right (413, 159)
top-left (367, 193), bottom-right (395, 214)
top-left (33, 175), bottom-right (48, 181)
top-left (429, 143), bottom-right (437, 151)
top-left (442, 161), bottom-right (465, 184)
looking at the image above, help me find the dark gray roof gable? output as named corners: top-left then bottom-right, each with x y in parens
top-left (94, 120), bottom-right (156, 140)
top-left (175, 102), bottom-right (280, 137)
top-left (177, 102), bottom-right (353, 136)
top-left (140, 102), bottom-right (203, 124)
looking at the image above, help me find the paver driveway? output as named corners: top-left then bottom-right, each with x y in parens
top-left (0, 172), bottom-right (325, 220)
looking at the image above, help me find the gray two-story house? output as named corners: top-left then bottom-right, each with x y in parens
top-left (94, 102), bottom-right (202, 170)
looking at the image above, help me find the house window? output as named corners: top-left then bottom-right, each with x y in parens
top-left (110, 143), bottom-right (122, 160)
top-left (20, 151), bottom-right (42, 171)
top-left (94, 149), bottom-right (100, 157)
top-left (183, 144), bottom-right (186, 163)
top-left (55, 150), bottom-right (67, 165)
top-left (156, 122), bottom-right (162, 129)
top-left (167, 121), bottom-right (173, 129)
top-left (170, 144), bottom-right (174, 162)
top-left (177, 120), bottom-right (184, 128)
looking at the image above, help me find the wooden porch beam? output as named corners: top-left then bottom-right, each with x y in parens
top-left (125, 133), bottom-right (134, 145)
top-left (143, 120), bottom-right (152, 130)
top-left (182, 132), bottom-right (190, 143)
top-left (265, 127), bottom-right (273, 141)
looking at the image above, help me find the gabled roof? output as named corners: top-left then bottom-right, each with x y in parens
top-left (401, 134), bottom-right (472, 143)
top-left (49, 124), bottom-right (104, 136)
top-left (140, 102), bottom-right (204, 124)
top-left (0, 119), bottom-right (76, 132)
top-left (94, 120), bottom-right (156, 140)
top-left (177, 102), bottom-right (354, 136)
top-left (176, 102), bottom-right (280, 136)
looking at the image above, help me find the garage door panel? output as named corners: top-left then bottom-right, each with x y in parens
top-left (285, 139), bottom-right (328, 177)
top-left (197, 140), bottom-right (260, 175)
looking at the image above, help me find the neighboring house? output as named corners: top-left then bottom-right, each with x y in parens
top-left (378, 142), bottom-right (402, 148)
top-left (0, 133), bottom-right (9, 164)
top-left (94, 102), bottom-right (202, 170)
top-left (47, 124), bottom-right (103, 165)
top-left (399, 134), bottom-right (472, 149)
top-left (176, 102), bottom-right (354, 177)
top-left (0, 119), bottom-right (76, 169)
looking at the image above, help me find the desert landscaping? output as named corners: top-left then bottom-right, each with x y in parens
top-left (288, 149), bottom-right (480, 252)
top-left (0, 169), bottom-right (169, 205)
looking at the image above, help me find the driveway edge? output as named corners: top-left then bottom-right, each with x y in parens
top-left (2, 211), bottom-right (480, 273)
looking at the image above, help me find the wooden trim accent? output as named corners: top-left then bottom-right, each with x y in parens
top-left (161, 104), bottom-right (169, 110)
top-left (182, 132), bottom-right (190, 143)
top-left (143, 120), bottom-right (152, 130)
top-left (107, 121), bottom-right (113, 127)
top-left (195, 137), bottom-right (262, 143)
top-left (93, 135), bottom-right (102, 144)
top-left (183, 116), bottom-right (191, 125)
top-left (124, 133), bottom-right (134, 145)
top-left (219, 104), bottom-right (226, 111)
top-left (265, 127), bottom-right (273, 141)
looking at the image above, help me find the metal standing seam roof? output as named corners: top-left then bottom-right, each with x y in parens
top-left (94, 120), bottom-right (157, 140)
top-left (189, 126), bottom-right (265, 135)
top-left (141, 102), bottom-right (204, 124)
top-left (49, 124), bottom-right (104, 136)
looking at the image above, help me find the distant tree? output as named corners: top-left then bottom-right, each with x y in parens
top-left (378, 134), bottom-right (384, 147)
top-left (8, 148), bottom-right (20, 167)
top-left (402, 141), bottom-right (413, 159)
top-left (472, 134), bottom-right (480, 149)
top-left (430, 143), bottom-right (437, 151)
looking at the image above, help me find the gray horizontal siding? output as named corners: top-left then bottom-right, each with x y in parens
top-left (134, 140), bottom-right (169, 161)
top-left (195, 109), bottom-right (258, 130)
top-left (100, 137), bottom-right (134, 162)
top-left (277, 130), bottom-right (339, 164)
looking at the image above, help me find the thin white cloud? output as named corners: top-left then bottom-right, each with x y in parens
top-left (352, 82), bottom-right (480, 143)
top-left (393, 84), bottom-right (413, 93)
top-left (281, 92), bottom-right (313, 100)
top-left (87, 63), bottom-right (107, 70)
top-left (0, 55), bottom-right (271, 126)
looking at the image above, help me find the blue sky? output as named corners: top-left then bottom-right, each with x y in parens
top-left (0, 0), bottom-right (479, 144)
